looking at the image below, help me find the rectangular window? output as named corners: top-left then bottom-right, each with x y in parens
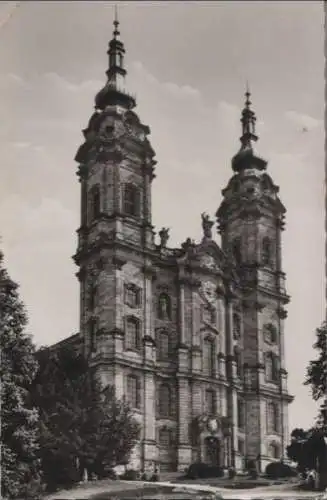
top-left (237, 399), bottom-right (245, 429)
top-left (126, 317), bottom-right (140, 351)
top-left (125, 285), bottom-right (141, 308)
top-left (127, 375), bottom-right (140, 409)
top-left (203, 338), bottom-right (215, 377)
top-left (205, 389), bottom-right (215, 416)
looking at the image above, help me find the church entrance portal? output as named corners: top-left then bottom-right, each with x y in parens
top-left (204, 436), bottom-right (221, 466)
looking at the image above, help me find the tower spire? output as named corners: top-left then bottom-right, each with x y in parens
top-left (113, 5), bottom-right (120, 39)
top-left (239, 84), bottom-right (258, 151)
top-left (231, 86), bottom-right (267, 172)
top-left (94, 7), bottom-right (136, 110)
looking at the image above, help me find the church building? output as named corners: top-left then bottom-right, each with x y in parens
top-left (63, 15), bottom-right (294, 473)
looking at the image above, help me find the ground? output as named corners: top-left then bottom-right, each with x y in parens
top-left (44, 478), bottom-right (326, 500)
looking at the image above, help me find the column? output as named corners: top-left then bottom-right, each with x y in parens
top-left (177, 377), bottom-right (192, 470)
top-left (143, 372), bottom-right (157, 471)
top-left (179, 279), bottom-right (185, 344)
top-left (225, 294), bottom-right (237, 468)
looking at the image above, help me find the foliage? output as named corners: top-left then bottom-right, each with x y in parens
top-left (185, 462), bottom-right (224, 479)
top-left (265, 461), bottom-right (297, 479)
top-left (120, 469), bottom-right (140, 481)
top-left (31, 345), bottom-right (140, 491)
top-left (0, 250), bottom-right (43, 499)
top-left (304, 322), bottom-right (327, 422)
top-left (287, 427), bottom-right (327, 475)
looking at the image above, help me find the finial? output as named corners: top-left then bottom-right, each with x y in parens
top-left (239, 83), bottom-right (258, 150)
top-left (113, 4), bottom-right (120, 39)
top-left (245, 80), bottom-right (251, 108)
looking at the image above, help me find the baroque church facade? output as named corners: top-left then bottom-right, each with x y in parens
top-left (65, 17), bottom-right (293, 473)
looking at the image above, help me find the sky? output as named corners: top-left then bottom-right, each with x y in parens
top-left (0, 1), bottom-right (324, 433)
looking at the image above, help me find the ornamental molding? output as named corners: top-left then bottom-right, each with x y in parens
top-left (276, 307), bottom-right (288, 319)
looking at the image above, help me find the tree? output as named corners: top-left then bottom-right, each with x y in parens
top-left (0, 250), bottom-right (43, 499)
top-left (304, 322), bottom-right (327, 490)
top-left (32, 345), bottom-right (140, 490)
top-left (304, 322), bottom-right (327, 414)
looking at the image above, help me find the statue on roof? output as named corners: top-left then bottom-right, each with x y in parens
top-left (159, 227), bottom-right (169, 248)
top-left (201, 212), bottom-right (214, 239)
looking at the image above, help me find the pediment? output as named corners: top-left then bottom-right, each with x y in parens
top-left (197, 240), bottom-right (225, 272)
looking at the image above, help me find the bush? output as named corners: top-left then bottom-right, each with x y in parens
top-left (149, 472), bottom-right (159, 482)
top-left (120, 469), bottom-right (139, 480)
top-left (248, 468), bottom-right (258, 479)
top-left (265, 461), bottom-right (298, 479)
top-left (228, 467), bottom-right (236, 479)
top-left (185, 462), bottom-right (224, 479)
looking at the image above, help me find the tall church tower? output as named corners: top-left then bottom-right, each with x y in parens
top-left (73, 10), bottom-right (156, 405)
top-left (216, 90), bottom-right (293, 468)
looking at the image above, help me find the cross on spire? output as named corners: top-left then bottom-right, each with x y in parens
top-left (113, 5), bottom-right (120, 39)
top-left (240, 84), bottom-right (258, 151)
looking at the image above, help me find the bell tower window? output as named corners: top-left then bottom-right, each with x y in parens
top-left (89, 185), bottom-right (101, 222)
top-left (123, 183), bottom-right (140, 218)
top-left (232, 237), bottom-right (242, 265)
top-left (262, 237), bottom-right (272, 267)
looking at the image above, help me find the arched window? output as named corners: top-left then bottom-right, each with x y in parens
top-left (158, 384), bottom-right (171, 417)
top-left (237, 398), bottom-right (245, 429)
top-left (233, 313), bottom-right (241, 339)
top-left (232, 237), bottom-right (242, 265)
top-left (268, 402), bottom-right (279, 433)
top-left (123, 183), bottom-right (140, 218)
top-left (265, 352), bottom-right (279, 382)
top-left (203, 337), bottom-right (215, 377)
top-left (125, 316), bottom-right (141, 351)
top-left (234, 347), bottom-right (243, 378)
top-left (157, 293), bottom-right (171, 321)
top-left (157, 329), bottom-right (170, 360)
top-left (89, 185), bottom-right (101, 222)
top-left (127, 374), bottom-right (140, 409)
top-left (262, 237), bottom-right (272, 267)
top-left (205, 389), bottom-right (215, 416)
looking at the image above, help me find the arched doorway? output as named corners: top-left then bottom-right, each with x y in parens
top-left (204, 436), bottom-right (221, 466)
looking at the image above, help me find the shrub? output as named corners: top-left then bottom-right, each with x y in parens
top-left (265, 461), bottom-right (298, 479)
top-left (120, 469), bottom-right (139, 480)
top-left (149, 472), bottom-right (159, 482)
top-left (228, 467), bottom-right (236, 479)
top-left (248, 468), bottom-right (258, 479)
top-left (185, 462), bottom-right (224, 479)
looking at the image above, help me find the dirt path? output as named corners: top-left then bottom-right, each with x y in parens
top-left (44, 479), bottom-right (326, 500)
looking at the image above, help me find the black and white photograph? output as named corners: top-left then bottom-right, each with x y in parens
top-left (0, 1), bottom-right (326, 499)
